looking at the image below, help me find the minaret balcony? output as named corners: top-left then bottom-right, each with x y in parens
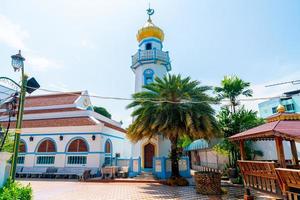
top-left (131, 49), bottom-right (171, 71)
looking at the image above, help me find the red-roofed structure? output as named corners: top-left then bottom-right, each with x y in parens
top-left (230, 110), bottom-right (300, 168)
top-left (24, 92), bottom-right (81, 107)
top-left (1, 117), bottom-right (97, 128)
top-left (0, 91), bottom-right (131, 171)
top-left (230, 106), bottom-right (300, 197)
top-left (0, 91), bottom-right (126, 133)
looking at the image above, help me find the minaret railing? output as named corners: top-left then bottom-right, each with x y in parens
top-left (131, 49), bottom-right (170, 66)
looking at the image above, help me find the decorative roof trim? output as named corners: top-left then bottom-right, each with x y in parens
top-left (267, 113), bottom-right (300, 123)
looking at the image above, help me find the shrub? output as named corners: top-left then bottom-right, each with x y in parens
top-left (0, 178), bottom-right (32, 200)
top-left (166, 177), bottom-right (189, 186)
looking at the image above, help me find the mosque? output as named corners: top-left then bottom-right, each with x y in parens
top-left (130, 8), bottom-right (172, 169)
top-left (0, 8), bottom-right (175, 173)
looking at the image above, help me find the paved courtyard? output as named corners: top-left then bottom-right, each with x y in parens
top-left (20, 179), bottom-right (279, 200)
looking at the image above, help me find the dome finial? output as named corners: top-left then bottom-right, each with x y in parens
top-left (146, 4), bottom-right (155, 21)
top-left (136, 6), bottom-right (164, 42)
top-left (277, 104), bottom-right (286, 113)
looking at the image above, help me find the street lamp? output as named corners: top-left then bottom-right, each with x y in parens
top-left (10, 50), bottom-right (27, 181)
top-left (11, 50), bottom-right (25, 72)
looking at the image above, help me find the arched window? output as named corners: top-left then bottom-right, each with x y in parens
top-left (18, 140), bottom-right (26, 153)
top-left (143, 69), bottom-right (154, 85)
top-left (105, 140), bottom-right (111, 153)
top-left (145, 43), bottom-right (152, 50)
top-left (37, 139), bottom-right (56, 152)
top-left (67, 139), bottom-right (88, 152)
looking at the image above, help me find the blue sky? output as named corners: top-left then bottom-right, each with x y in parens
top-left (0, 0), bottom-right (300, 127)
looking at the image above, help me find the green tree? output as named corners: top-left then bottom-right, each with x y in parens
top-left (215, 106), bottom-right (264, 167)
top-left (214, 75), bottom-right (253, 113)
top-left (1, 133), bottom-right (14, 153)
top-left (93, 106), bottom-right (112, 119)
top-left (127, 74), bottom-right (219, 178)
top-left (0, 124), bottom-right (14, 153)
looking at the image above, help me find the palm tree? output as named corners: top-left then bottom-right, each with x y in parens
top-left (127, 74), bottom-right (219, 178)
top-left (214, 75), bottom-right (253, 113)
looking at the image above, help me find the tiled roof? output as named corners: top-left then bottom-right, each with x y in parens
top-left (229, 120), bottom-right (300, 141)
top-left (24, 92), bottom-right (81, 107)
top-left (0, 91), bottom-right (127, 133)
top-left (100, 120), bottom-right (127, 133)
top-left (22, 107), bottom-right (81, 114)
top-left (0, 117), bottom-right (96, 128)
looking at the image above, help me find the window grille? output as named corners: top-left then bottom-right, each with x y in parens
top-left (67, 156), bottom-right (87, 165)
top-left (36, 156), bottom-right (55, 164)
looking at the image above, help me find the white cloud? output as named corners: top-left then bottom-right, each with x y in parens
top-left (46, 82), bottom-right (70, 93)
top-left (0, 15), bottom-right (29, 49)
top-left (243, 70), bottom-right (300, 113)
top-left (27, 55), bottom-right (63, 72)
top-left (0, 14), bottom-right (63, 72)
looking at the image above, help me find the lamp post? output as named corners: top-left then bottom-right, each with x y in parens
top-left (10, 50), bottom-right (27, 181)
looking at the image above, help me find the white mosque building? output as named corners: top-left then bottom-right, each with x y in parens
top-left (0, 8), bottom-right (178, 175)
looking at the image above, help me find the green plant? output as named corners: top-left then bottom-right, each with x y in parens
top-left (127, 74), bottom-right (219, 178)
top-left (0, 132), bottom-right (14, 153)
top-left (93, 106), bottom-right (112, 119)
top-left (0, 178), bottom-right (32, 200)
top-left (214, 106), bottom-right (264, 168)
top-left (214, 75), bottom-right (253, 113)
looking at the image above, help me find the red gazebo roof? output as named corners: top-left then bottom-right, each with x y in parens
top-left (229, 112), bottom-right (300, 142)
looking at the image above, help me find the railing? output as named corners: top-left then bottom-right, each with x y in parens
top-left (153, 156), bottom-right (191, 179)
top-left (193, 165), bottom-right (223, 174)
top-left (238, 160), bottom-right (281, 194)
top-left (131, 49), bottom-right (170, 69)
top-left (114, 157), bottom-right (141, 177)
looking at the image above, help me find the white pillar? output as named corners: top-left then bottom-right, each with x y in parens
top-left (0, 152), bottom-right (12, 187)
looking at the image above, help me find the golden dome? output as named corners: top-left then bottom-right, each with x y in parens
top-left (136, 19), bottom-right (164, 42)
top-left (277, 104), bottom-right (286, 113)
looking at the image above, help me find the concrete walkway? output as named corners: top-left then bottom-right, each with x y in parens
top-left (19, 179), bottom-right (281, 200)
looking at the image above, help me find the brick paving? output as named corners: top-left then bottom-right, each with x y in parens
top-left (19, 179), bottom-right (280, 200)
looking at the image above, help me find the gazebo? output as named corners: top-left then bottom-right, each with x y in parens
top-left (229, 105), bottom-right (300, 197)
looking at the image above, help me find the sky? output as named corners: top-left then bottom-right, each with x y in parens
top-left (0, 0), bottom-right (300, 127)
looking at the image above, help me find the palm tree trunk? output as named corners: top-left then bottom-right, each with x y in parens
top-left (170, 137), bottom-right (180, 178)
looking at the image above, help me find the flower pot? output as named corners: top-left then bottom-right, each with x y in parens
top-left (194, 171), bottom-right (221, 195)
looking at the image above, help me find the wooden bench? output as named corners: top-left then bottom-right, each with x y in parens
top-left (238, 160), bottom-right (281, 194)
top-left (276, 168), bottom-right (300, 199)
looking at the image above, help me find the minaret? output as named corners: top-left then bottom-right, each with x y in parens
top-left (131, 7), bottom-right (171, 93)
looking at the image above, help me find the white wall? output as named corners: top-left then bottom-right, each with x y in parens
top-left (19, 126), bottom-right (131, 168)
top-left (134, 63), bottom-right (168, 93)
top-left (253, 140), bottom-right (299, 160)
top-left (158, 135), bottom-right (171, 157)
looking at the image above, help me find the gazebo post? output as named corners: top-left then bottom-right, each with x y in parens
top-left (275, 136), bottom-right (286, 168)
top-left (239, 140), bottom-right (246, 160)
top-left (290, 140), bottom-right (299, 166)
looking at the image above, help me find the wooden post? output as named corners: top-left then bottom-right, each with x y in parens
top-left (275, 136), bottom-right (286, 168)
top-left (290, 140), bottom-right (299, 166)
top-left (240, 140), bottom-right (246, 160)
